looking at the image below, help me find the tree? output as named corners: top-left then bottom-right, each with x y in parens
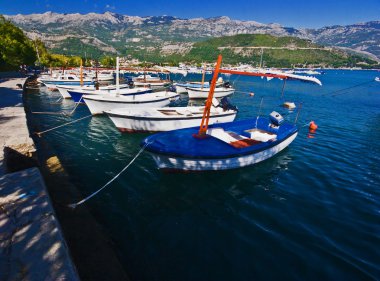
top-left (100, 56), bottom-right (116, 67)
top-left (0, 15), bottom-right (36, 71)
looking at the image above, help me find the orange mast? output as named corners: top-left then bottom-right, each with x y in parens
top-left (196, 54), bottom-right (223, 137)
top-left (196, 54), bottom-right (289, 138)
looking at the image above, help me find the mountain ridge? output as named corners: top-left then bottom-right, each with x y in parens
top-left (3, 12), bottom-right (380, 61)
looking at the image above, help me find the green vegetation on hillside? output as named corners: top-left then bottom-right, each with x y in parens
top-left (184, 34), bottom-right (378, 68)
top-left (0, 15), bottom-right (36, 71)
top-left (115, 34), bottom-right (378, 68)
top-left (0, 15), bottom-right (87, 70)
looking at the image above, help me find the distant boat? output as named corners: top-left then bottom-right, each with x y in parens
top-left (174, 81), bottom-right (211, 94)
top-left (174, 77), bottom-right (225, 94)
top-left (132, 74), bottom-right (172, 88)
top-left (83, 91), bottom-right (179, 115)
top-left (375, 77), bottom-right (380, 82)
top-left (187, 85), bottom-right (235, 99)
top-left (39, 74), bottom-right (93, 86)
top-left (104, 97), bottom-right (237, 132)
top-left (96, 71), bottom-right (114, 81)
top-left (141, 55), bottom-right (303, 171)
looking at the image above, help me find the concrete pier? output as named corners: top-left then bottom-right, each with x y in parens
top-left (0, 167), bottom-right (79, 280)
top-left (0, 76), bottom-right (80, 280)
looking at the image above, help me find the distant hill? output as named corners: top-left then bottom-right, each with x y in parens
top-left (3, 12), bottom-right (380, 66)
top-left (182, 34), bottom-right (377, 67)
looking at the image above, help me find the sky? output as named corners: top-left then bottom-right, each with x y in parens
top-left (1, 0), bottom-right (379, 28)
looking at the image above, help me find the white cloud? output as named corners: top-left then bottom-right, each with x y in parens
top-left (105, 4), bottom-right (116, 10)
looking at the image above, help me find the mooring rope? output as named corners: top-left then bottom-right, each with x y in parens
top-left (322, 80), bottom-right (376, 97)
top-left (35, 114), bottom-right (92, 137)
top-left (67, 142), bottom-right (151, 209)
top-left (31, 111), bottom-right (65, 115)
top-left (54, 96), bottom-right (63, 103)
top-left (65, 96), bottom-right (84, 116)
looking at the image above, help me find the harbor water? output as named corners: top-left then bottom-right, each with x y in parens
top-left (25, 70), bottom-right (380, 281)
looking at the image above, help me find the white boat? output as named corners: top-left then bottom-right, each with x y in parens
top-left (39, 74), bottom-right (93, 86)
top-left (175, 76), bottom-right (225, 94)
top-left (83, 91), bottom-right (180, 115)
top-left (375, 77), bottom-right (380, 82)
top-left (66, 87), bottom-right (151, 102)
top-left (56, 84), bottom-right (130, 99)
top-left (97, 71), bottom-right (114, 81)
top-left (133, 74), bottom-right (171, 88)
top-left (133, 80), bottom-right (172, 89)
top-left (187, 86), bottom-right (235, 99)
top-left (175, 82), bottom-right (210, 94)
top-left (133, 74), bottom-right (162, 82)
top-left (104, 98), bottom-right (237, 132)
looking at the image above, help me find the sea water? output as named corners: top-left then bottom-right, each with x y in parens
top-left (25, 70), bottom-right (380, 281)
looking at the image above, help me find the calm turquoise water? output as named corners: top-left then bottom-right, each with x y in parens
top-left (25, 70), bottom-right (380, 281)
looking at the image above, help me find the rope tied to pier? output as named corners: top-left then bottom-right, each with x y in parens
top-left (35, 114), bottom-right (92, 137)
top-left (67, 141), bottom-right (151, 209)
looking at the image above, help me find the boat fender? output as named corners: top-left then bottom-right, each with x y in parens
top-left (309, 121), bottom-right (318, 131)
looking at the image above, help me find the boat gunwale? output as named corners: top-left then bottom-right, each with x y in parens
top-left (105, 110), bottom-right (236, 121)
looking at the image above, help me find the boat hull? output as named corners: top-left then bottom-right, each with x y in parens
top-left (187, 87), bottom-right (234, 99)
top-left (84, 92), bottom-right (179, 115)
top-left (149, 132), bottom-right (297, 171)
top-left (67, 88), bottom-right (152, 103)
top-left (106, 108), bottom-right (236, 132)
top-left (57, 84), bottom-right (131, 99)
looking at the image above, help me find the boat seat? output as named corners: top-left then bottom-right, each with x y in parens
top-left (207, 128), bottom-right (261, 149)
top-left (244, 128), bottom-right (277, 142)
top-left (158, 109), bottom-right (183, 115)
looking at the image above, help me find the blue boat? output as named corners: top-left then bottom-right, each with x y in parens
top-left (141, 115), bottom-right (298, 171)
top-left (141, 55), bottom-right (306, 172)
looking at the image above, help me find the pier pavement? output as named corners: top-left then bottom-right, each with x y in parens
top-left (0, 76), bottom-right (79, 280)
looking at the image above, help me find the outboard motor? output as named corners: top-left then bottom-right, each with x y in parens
top-left (269, 111), bottom-right (284, 127)
top-left (220, 97), bottom-right (238, 112)
top-left (223, 81), bottom-right (231, 88)
top-left (167, 85), bottom-right (176, 92)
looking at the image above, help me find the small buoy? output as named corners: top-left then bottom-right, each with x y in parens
top-left (249, 92), bottom-right (255, 97)
top-left (309, 121), bottom-right (318, 131)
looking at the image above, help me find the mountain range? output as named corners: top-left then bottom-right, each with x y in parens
top-left (4, 12), bottom-right (380, 61)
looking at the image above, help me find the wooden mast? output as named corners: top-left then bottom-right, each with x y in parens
top-left (196, 54), bottom-right (223, 137)
top-left (79, 59), bottom-right (83, 87)
top-left (116, 57), bottom-right (120, 95)
top-left (201, 64), bottom-right (205, 90)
